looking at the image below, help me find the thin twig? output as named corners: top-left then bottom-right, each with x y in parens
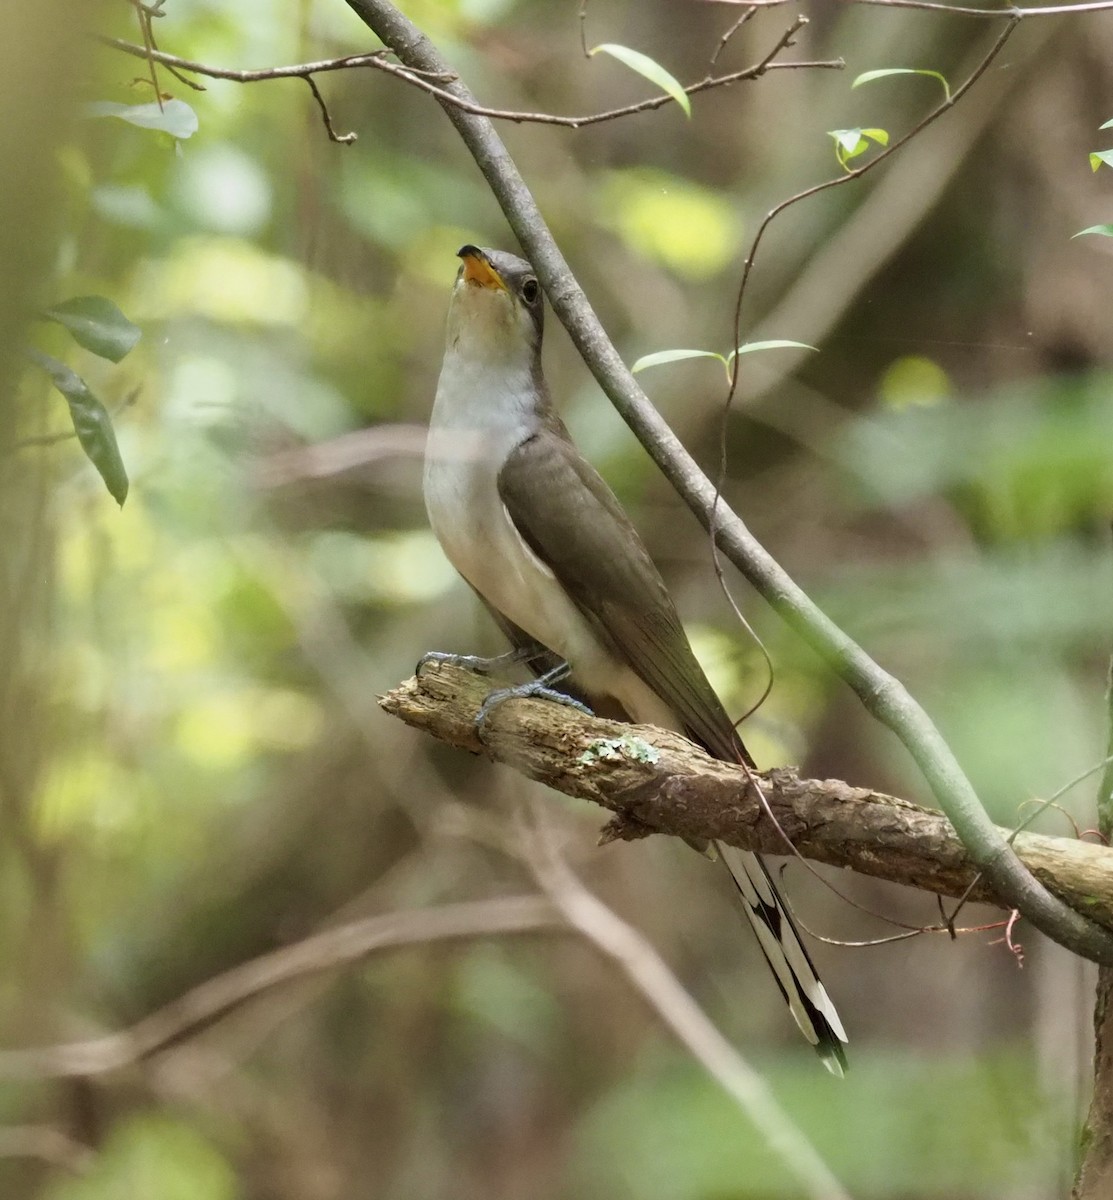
top-left (132, 0), bottom-right (163, 110)
top-left (101, 36), bottom-right (843, 130)
top-left (6, 386), bottom-right (140, 455)
top-left (100, 39), bottom-right (437, 82)
top-left (251, 423), bottom-right (427, 487)
top-left (727, 17), bottom-right (1019, 373)
top-left (1008, 756), bottom-right (1113, 844)
top-left (946, 751), bottom-right (1113, 928)
top-left (338, 54), bottom-right (846, 129)
top-left (303, 75), bottom-right (357, 144)
top-left (0, 1126), bottom-right (94, 1174)
top-left (704, 0), bottom-right (1113, 10)
top-left (711, 6), bottom-right (760, 66)
top-left (845, 0), bottom-right (1113, 15)
top-left (522, 812), bottom-right (851, 1200)
top-left (0, 896), bottom-right (560, 1079)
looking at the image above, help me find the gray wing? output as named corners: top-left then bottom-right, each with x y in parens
top-left (497, 424), bottom-right (752, 767)
top-left (498, 425), bottom-right (848, 1072)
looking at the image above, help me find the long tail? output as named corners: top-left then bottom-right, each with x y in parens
top-left (715, 841), bottom-right (848, 1076)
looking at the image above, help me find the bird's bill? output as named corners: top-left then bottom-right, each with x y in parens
top-left (458, 245), bottom-right (508, 292)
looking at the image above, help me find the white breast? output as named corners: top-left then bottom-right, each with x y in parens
top-left (424, 349), bottom-right (682, 729)
top-left (423, 352), bottom-right (589, 658)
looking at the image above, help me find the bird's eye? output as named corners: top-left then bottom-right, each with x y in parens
top-left (521, 278), bottom-right (540, 304)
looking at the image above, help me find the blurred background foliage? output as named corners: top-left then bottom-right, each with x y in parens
top-left (3, 0), bottom-right (1113, 1197)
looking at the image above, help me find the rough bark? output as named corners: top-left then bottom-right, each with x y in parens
top-left (381, 664), bottom-right (1113, 928)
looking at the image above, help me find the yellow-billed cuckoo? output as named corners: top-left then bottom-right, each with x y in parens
top-left (423, 245), bottom-right (848, 1074)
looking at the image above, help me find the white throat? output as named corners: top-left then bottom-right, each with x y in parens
top-left (423, 296), bottom-right (680, 731)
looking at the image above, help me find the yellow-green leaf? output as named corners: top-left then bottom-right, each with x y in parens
top-left (590, 44), bottom-right (691, 117)
top-left (829, 129), bottom-right (865, 157)
top-left (852, 68), bottom-right (951, 102)
top-left (729, 339), bottom-right (817, 360)
top-left (829, 127), bottom-right (889, 170)
top-left (632, 349), bottom-right (723, 373)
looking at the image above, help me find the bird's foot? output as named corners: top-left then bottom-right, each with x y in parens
top-left (475, 661), bottom-right (594, 728)
top-left (416, 646), bottom-right (536, 677)
top-left (476, 680), bottom-right (594, 727)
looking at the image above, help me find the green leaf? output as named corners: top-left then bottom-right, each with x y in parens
top-left (852, 67), bottom-right (951, 102)
top-left (85, 98), bottom-right (198, 139)
top-left (729, 339), bottom-right (817, 359)
top-left (829, 127), bottom-right (889, 170)
top-left (1072, 224), bottom-right (1113, 238)
top-left (589, 44), bottom-right (691, 117)
top-left (1100, 117), bottom-right (1113, 130)
top-left (1089, 149), bottom-right (1113, 172)
top-left (631, 349), bottom-right (725, 373)
top-left (44, 295), bottom-right (141, 363)
top-left (28, 351), bottom-right (129, 505)
top-left (829, 128), bottom-right (866, 157)
top-left (861, 127), bottom-right (891, 147)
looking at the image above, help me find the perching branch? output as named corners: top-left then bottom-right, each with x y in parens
top-left (380, 664), bottom-right (1113, 931)
top-left (344, 0), bottom-right (1113, 966)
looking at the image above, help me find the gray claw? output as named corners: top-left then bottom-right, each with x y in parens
top-left (476, 681), bottom-right (594, 727)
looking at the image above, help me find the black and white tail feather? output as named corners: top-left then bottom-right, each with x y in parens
top-left (716, 841), bottom-right (848, 1077)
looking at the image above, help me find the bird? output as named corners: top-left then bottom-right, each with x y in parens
top-left (422, 244), bottom-right (848, 1074)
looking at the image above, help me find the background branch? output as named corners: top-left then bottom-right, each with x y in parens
top-left (1072, 625), bottom-right (1113, 1198)
top-left (381, 664), bottom-right (1113, 929)
top-left (842, 0), bottom-right (1113, 16)
top-left (522, 814), bottom-right (851, 1200)
top-left (0, 896), bottom-right (559, 1080)
top-left (345, 0), bottom-right (1113, 965)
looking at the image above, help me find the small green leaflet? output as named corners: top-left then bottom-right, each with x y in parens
top-left (632, 340), bottom-right (815, 377)
top-left (632, 349), bottom-right (721, 372)
top-left (1072, 224), bottom-right (1113, 238)
top-left (1089, 149), bottom-right (1113, 172)
top-left (852, 68), bottom-right (951, 102)
top-left (44, 296), bottom-right (141, 363)
top-left (1100, 118), bottom-right (1113, 129)
top-left (590, 44), bottom-right (691, 117)
top-left (86, 99), bottom-right (198, 139)
top-left (731, 339), bottom-right (816, 358)
top-left (28, 351), bottom-right (129, 506)
top-left (829, 127), bottom-right (889, 169)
